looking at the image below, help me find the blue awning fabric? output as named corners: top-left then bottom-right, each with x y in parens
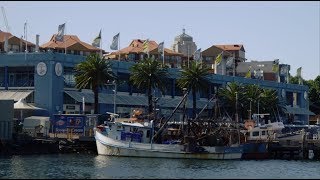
top-left (64, 90), bottom-right (214, 109)
top-left (284, 105), bottom-right (315, 115)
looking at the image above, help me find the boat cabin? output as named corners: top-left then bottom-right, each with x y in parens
top-left (241, 113), bottom-right (284, 141)
top-left (105, 120), bottom-right (153, 143)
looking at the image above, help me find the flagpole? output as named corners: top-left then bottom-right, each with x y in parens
top-left (233, 55), bottom-right (236, 76)
top-left (25, 21), bottom-right (27, 61)
top-left (187, 45), bottom-right (189, 68)
top-left (214, 58), bottom-right (217, 74)
top-left (277, 64), bottom-right (280, 83)
top-left (20, 36), bottom-right (23, 52)
top-left (100, 29), bottom-right (102, 58)
top-left (118, 33), bottom-right (120, 61)
top-left (163, 42), bottom-right (165, 66)
top-left (147, 39), bottom-right (150, 58)
top-left (286, 65), bottom-right (289, 84)
top-left (25, 21), bottom-right (27, 52)
top-left (65, 22), bottom-right (67, 54)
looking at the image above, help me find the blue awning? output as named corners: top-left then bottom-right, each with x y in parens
top-left (284, 106), bottom-right (315, 115)
top-left (64, 91), bottom-right (214, 109)
top-left (65, 91), bottom-right (148, 106)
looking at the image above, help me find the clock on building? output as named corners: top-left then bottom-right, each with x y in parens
top-left (36, 62), bottom-right (47, 76)
top-left (55, 62), bottom-right (63, 76)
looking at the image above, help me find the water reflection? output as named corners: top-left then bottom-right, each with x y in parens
top-left (1, 155), bottom-right (320, 179)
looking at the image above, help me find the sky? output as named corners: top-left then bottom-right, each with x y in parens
top-left (1, 1), bottom-right (319, 80)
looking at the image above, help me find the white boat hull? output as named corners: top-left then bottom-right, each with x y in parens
top-left (95, 130), bottom-right (243, 160)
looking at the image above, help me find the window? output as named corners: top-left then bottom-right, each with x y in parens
top-left (262, 131), bottom-right (266, 135)
top-left (252, 131), bottom-right (259, 136)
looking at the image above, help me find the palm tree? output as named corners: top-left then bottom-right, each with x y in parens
top-left (260, 88), bottom-right (285, 121)
top-left (242, 84), bottom-right (263, 119)
top-left (177, 61), bottom-right (210, 118)
top-left (218, 83), bottom-right (285, 122)
top-left (129, 57), bottom-right (169, 117)
top-left (217, 82), bottom-right (242, 119)
top-left (74, 54), bottom-right (116, 114)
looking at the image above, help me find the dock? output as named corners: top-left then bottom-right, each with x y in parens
top-left (268, 132), bottom-right (320, 160)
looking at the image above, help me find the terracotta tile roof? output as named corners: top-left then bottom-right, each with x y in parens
top-left (215, 44), bottom-right (245, 51)
top-left (202, 45), bottom-right (232, 57)
top-left (40, 34), bottom-right (101, 51)
top-left (149, 47), bottom-right (183, 56)
top-left (111, 39), bottom-right (183, 56)
top-left (0, 31), bottom-right (13, 42)
top-left (0, 31), bottom-right (35, 46)
top-left (111, 39), bottom-right (158, 55)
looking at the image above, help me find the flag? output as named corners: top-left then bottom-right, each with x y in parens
top-left (245, 66), bottom-right (251, 78)
top-left (226, 57), bottom-right (234, 68)
top-left (280, 65), bottom-right (287, 75)
top-left (272, 64), bottom-right (279, 73)
top-left (92, 30), bottom-right (101, 48)
top-left (142, 39), bottom-right (149, 53)
top-left (194, 48), bottom-right (201, 61)
top-left (158, 41), bottom-right (164, 54)
top-left (55, 23), bottom-right (65, 42)
top-left (110, 33), bottom-right (120, 50)
top-left (297, 67), bottom-right (302, 78)
top-left (215, 52), bottom-right (223, 65)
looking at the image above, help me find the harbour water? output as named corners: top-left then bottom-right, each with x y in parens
top-left (1, 154), bottom-right (320, 179)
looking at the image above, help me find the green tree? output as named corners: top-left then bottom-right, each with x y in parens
top-left (218, 83), bottom-right (285, 122)
top-left (241, 84), bottom-right (263, 119)
top-left (74, 54), bottom-right (116, 114)
top-left (308, 76), bottom-right (320, 115)
top-left (177, 61), bottom-right (210, 118)
top-left (217, 82), bottom-right (242, 119)
top-left (129, 57), bottom-right (169, 117)
top-left (260, 88), bottom-right (285, 120)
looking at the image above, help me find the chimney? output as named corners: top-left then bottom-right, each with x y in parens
top-left (35, 34), bottom-right (39, 52)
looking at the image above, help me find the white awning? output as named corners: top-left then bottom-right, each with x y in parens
top-left (14, 98), bottom-right (44, 110)
top-left (0, 90), bottom-right (33, 102)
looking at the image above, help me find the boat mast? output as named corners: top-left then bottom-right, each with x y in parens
top-left (236, 92), bottom-right (240, 145)
top-left (182, 88), bottom-right (188, 137)
top-left (152, 90), bottom-right (189, 142)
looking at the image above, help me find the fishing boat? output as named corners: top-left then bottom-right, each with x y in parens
top-left (240, 113), bottom-right (285, 159)
top-left (95, 93), bottom-right (243, 160)
top-left (241, 113), bottom-right (285, 142)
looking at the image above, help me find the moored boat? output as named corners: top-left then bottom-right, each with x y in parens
top-left (240, 113), bottom-right (285, 159)
top-left (95, 118), bottom-right (243, 160)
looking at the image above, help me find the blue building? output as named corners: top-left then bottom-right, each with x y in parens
top-left (0, 32), bottom-right (314, 125)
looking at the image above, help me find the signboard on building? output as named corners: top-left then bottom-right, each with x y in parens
top-left (53, 114), bottom-right (85, 134)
